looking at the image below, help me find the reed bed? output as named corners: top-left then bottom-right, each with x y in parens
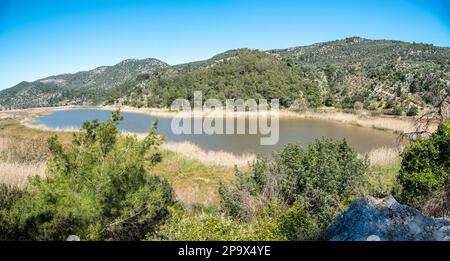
top-left (364, 146), bottom-right (403, 166)
top-left (0, 135), bottom-right (49, 163)
top-left (0, 135), bottom-right (49, 188)
top-left (161, 141), bottom-right (256, 167)
top-left (299, 111), bottom-right (419, 133)
top-left (0, 162), bottom-right (46, 188)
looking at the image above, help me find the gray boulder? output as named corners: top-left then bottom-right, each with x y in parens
top-left (327, 196), bottom-right (450, 241)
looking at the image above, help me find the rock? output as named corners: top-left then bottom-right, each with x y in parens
top-left (366, 235), bottom-right (381, 241)
top-left (327, 196), bottom-right (450, 241)
top-left (66, 235), bottom-right (81, 241)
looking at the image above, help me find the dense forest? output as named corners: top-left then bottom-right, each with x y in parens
top-left (1, 37), bottom-right (449, 117)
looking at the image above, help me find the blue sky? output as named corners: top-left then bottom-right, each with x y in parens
top-left (0, 0), bottom-right (449, 90)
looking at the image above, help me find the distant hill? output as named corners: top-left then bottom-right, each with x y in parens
top-left (0, 58), bottom-right (168, 109)
top-left (1, 37), bottom-right (449, 115)
top-left (271, 37), bottom-right (450, 111)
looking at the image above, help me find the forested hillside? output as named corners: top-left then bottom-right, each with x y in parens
top-left (0, 58), bottom-right (168, 109)
top-left (1, 37), bottom-right (449, 115)
top-left (272, 37), bottom-right (450, 112)
top-left (108, 49), bottom-right (322, 108)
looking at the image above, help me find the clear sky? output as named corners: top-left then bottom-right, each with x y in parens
top-left (1, 0), bottom-right (449, 90)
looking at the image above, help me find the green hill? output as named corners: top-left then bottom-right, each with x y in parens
top-left (1, 37), bottom-right (449, 114)
top-left (0, 58), bottom-right (168, 109)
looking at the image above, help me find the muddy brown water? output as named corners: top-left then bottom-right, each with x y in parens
top-left (33, 109), bottom-right (397, 156)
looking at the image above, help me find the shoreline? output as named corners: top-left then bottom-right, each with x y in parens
top-left (1, 105), bottom-right (426, 167)
top-left (10, 104), bottom-right (423, 134)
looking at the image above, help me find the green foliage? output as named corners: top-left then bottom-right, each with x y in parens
top-left (385, 99), bottom-right (396, 109)
top-left (116, 49), bottom-right (322, 108)
top-left (367, 101), bottom-right (379, 111)
top-left (0, 184), bottom-right (25, 210)
top-left (220, 139), bottom-right (368, 229)
top-left (392, 105), bottom-right (403, 116)
top-left (324, 95), bottom-right (335, 107)
top-left (275, 204), bottom-right (318, 240)
top-left (150, 205), bottom-right (257, 241)
top-left (362, 160), bottom-right (402, 199)
top-left (4, 111), bottom-right (175, 240)
top-left (406, 106), bottom-right (418, 116)
top-left (150, 203), bottom-right (317, 241)
top-left (0, 184), bottom-right (27, 240)
top-left (0, 59), bottom-right (167, 109)
top-left (399, 120), bottom-right (450, 202)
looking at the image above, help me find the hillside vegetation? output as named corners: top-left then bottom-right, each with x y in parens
top-left (1, 37), bottom-right (449, 116)
top-left (0, 58), bottom-right (168, 109)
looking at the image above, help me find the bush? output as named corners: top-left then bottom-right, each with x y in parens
top-left (353, 101), bottom-right (364, 110)
top-left (0, 184), bottom-right (25, 211)
top-left (0, 184), bottom-right (27, 240)
top-left (392, 106), bottom-right (403, 115)
top-left (275, 204), bottom-right (318, 240)
top-left (150, 203), bottom-right (317, 241)
top-left (220, 139), bottom-right (368, 228)
top-left (406, 106), bottom-right (418, 116)
top-left (385, 99), bottom-right (396, 109)
top-left (149, 205), bottom-right (257, 241)
top-left (367, 101), bottom-right (379, 111)
top-left (324, 96), bottom-right (334, 107)
top-left (398, 120), bottom-right (450, 202)
top-left (4, 111), bottom-right (175, 240)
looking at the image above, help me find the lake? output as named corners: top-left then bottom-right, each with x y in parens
top-left (33, 109), bottom-right (397, 155)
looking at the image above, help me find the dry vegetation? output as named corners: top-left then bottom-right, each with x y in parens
top-left (0, 135), bottom-right (49, 188)
top-left (0, 113), bottom-right (236, 208)
top-left (364, 146), bottom-right (402, 166)
top-left (161, 141), bottom-right (256, 167)
top-left (0, 108), bottom-right (412, 208)
top-left (0, 162), bottom-right (46, 188)
top-left (299, 110), bottom-right (421, 133)
top-left (151, 149), bottom-right (235, 208)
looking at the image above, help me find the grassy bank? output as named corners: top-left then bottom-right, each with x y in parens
top-left (0, 116), bottom-right (236, 208)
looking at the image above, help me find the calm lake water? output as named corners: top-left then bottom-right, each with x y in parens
top-left (33, 109), bottom-right (397, 155)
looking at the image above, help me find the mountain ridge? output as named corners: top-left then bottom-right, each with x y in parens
top-left (1, 37), bottom-right (449, 113)
top-left (0, 58), bottom-right (168, 109)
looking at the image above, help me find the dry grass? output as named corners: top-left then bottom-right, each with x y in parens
top-left (414, 186), bottom-right (450, 217)
top-left (299, 110), bottom-right (421, 133)
top-left (0, 135), bottom-right (49, 163)
top-left (129, 132), bottom-right (256, 167)
top-left (1, 114), bottom-right (237, 207)
top-left (0, 117), bottom-right (74, 144)
top-left (151, 149), bottom-right (236, 209)
top-left (0, 162), bottom-right (46, 188)
top-left (99, 105), bottom-right (300, 119)
top-left (0, 134), bottom-right (49, 188)
top-left (161, 141), bottom-right (256, 167)
top-left (365, 146), bottom-right (402, 166)
top-left (357, 146), bottom-right (403, 198)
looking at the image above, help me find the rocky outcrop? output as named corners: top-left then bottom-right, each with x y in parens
top-left (327, 196), bottom-right (450, 241)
